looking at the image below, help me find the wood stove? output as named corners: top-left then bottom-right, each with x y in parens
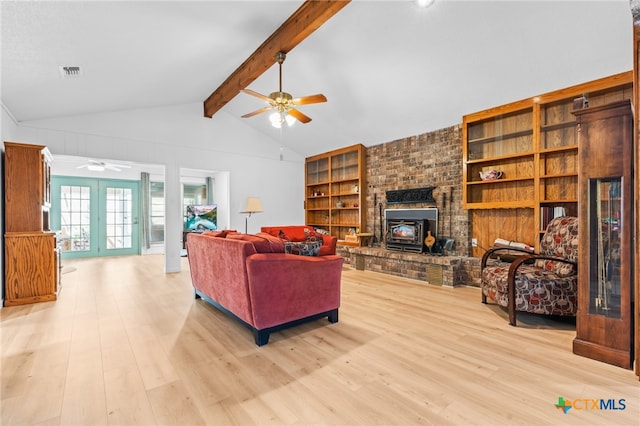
top-left (384, 208), bottom-right (438, 253)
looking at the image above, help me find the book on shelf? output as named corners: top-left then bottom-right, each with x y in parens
top-left (540, 206), bottom-right (566, 230)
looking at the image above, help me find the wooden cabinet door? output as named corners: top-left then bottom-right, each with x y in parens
top-left (4, 233), bottom-right (58, 307)
top-left (4, 142), bottom-right (47, 232)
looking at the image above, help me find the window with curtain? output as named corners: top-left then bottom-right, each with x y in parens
top-left (150, 182), bottom-right (165, 243)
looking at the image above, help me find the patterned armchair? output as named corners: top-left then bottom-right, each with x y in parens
top-left (481, 216), bottom-right (578, 326)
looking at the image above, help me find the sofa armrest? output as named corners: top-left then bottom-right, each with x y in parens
top-left (245, 254), bottom-right (344, 329)
top-left (319, 234), bottom-right (338, 255)
top-left (187, 233), bottom-right (256, 324)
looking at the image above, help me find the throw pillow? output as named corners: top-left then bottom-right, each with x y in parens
top-left (284, 240), bottom-right (322, 256)
top-left (278, 230), bottom-right (290, 241)
top-left (303, 227), bottom-right (317, 242)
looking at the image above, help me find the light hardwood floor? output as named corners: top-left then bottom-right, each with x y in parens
top-left (1, 254), bottom-right (638, 425)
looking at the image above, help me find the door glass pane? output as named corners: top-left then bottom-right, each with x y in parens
top-left (105, 187), bottom-right (133, 250)
top-left (588, 178), bottom-right (622, 318)
top-left (59, 185), bottom-right (91, 252)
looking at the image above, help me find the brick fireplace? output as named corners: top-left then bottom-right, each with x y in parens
top-left (337, 124), bottom-right (482, 287)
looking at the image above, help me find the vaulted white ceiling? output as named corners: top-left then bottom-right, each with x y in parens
top-left (1, 0), bottom-right (634, 158)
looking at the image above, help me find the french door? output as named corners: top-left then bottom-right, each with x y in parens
top-left (51, 177), bottom-right (140, 258)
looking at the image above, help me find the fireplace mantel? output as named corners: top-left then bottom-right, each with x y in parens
top-left (386, 187), bottom-right (436, 204)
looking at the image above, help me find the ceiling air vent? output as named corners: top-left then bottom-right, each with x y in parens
top-left (59, 66), bottom-right (82, 79)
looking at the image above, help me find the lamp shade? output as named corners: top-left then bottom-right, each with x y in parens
top-left (241, 197), bottom-right (263, 214)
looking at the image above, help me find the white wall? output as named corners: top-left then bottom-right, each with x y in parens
top-left (1, 104), bottom-right (21, 305)
top-left (13, 102), bottom-right (306, 272)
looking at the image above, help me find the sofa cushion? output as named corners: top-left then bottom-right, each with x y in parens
top-left (202, 230), bottom-right (237, 238)
top-left (284, 240), bottom-right (322, 256)
top-left (255, 232), bottom-right (286, 253)
top-left (227, 233), bottom-right (285, 253)
top-left (227, 234), bottom-right (282, 253)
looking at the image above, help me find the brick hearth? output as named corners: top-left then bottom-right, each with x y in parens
top-left (339, 246), bottom-right (481, 287)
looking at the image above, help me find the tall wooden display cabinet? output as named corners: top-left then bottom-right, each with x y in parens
top-left (572, 100), bottom-right (634, 369)
top-left (4, 141), bottom-right (59, 307)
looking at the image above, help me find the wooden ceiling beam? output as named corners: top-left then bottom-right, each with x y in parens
top-left (203, 0), bottom-right (351, 118)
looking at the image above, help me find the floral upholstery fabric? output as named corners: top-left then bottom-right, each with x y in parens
top-left (535, 216), bottom-right (579, 277)
top-left (284, 240), bottom-right (322, 256)
top-left (481, 262), bottom-right (577, 316)
top-left (481, 216), bottom-right (578, 318)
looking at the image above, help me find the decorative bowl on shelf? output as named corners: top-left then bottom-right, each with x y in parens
top-left (479, 170), bottom-right (503, 181)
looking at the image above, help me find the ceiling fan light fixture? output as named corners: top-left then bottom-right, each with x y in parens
top-left (240, 51), bottom-right (324, 126)
top-left (269, 111), bottom-right (296, 128)
top-left (87, 164), bottom-right (105, 172)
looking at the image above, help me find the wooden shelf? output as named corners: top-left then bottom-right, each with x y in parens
top-left (305, 144), bottom-right (366, 245)
top-left (540, 199), bottom-right (578, 203)
top-left (540, 172), bottom-right (578, 179)
top-left (330, 178), bottom-right (360, 184)
top-left (464, 201), bottom-right (536, 210)
top-left (467, 177), bottom-right (534, 185)
top-left (467, 129), bottom-right (533, 145)
top-left (540, 120), bottom-right (576, 131)
top-left (540, 145), bottom-right (578, 154)
top-left (463, 71), bottom-right (633, 254)
top-left (466, 152), bottom-right (534, 164)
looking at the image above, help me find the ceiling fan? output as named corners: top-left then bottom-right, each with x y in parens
top-left (77, 160), bottom-right (132, 172)
top-left (240, 51), bottom-right (326, 126)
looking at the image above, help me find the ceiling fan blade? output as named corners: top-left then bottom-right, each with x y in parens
top-left (241, 89), bottom-right (273, 103)
top-left (287, 108), bottom-right (312, 124)
top-left (291, 94), bottom-right (327, 106)
top-left (242, 106), bottom-right (275, 118)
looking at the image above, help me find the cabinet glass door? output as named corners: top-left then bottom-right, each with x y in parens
top-left (588, 177), bottom-right (622, 318)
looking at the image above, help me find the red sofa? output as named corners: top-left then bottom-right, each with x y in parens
top-left (186, 231), bottom-right (343, 345)
top-left (260, 225), bottom-right (337, 256)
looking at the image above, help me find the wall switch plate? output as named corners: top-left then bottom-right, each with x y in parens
top-left (471, 238), bottom-right (478, 247)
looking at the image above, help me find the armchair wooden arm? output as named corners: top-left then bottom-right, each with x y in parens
top-left (480, 246), bottom-right (534, 269)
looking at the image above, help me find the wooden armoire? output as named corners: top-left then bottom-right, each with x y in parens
top-left (3, 141), bottom-right (59, 306)
top-left (572, 101), bottom-right (634, 369)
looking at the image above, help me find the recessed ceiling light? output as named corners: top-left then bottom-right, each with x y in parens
top-left (416, 0), bottom-right (435, 8)
top-left (59, 66), bottom-right (82, 79)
